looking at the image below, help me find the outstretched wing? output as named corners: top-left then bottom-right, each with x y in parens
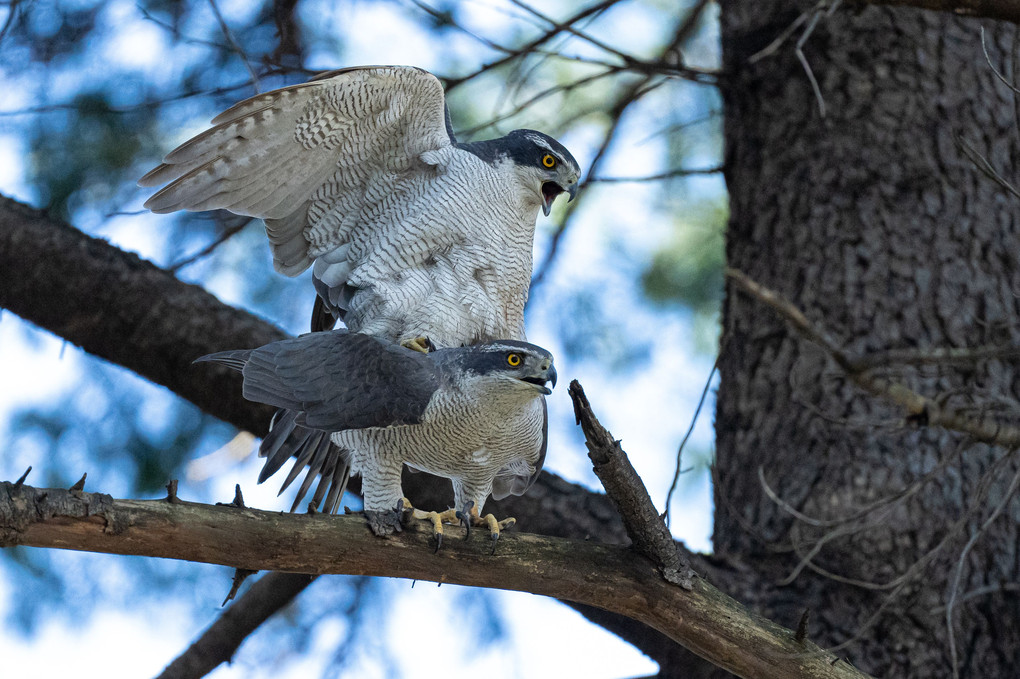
top-left (195, 330), bottom-right (439, 431)
top-left (140, 66), bottom-right (453, 275)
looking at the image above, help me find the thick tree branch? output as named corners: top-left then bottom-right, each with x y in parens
top-left (0, 480), bottom-right (873, 679)
top-left (0, 196), bottom-right (284, 437)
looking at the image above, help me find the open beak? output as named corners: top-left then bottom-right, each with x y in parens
top-left (521, 364), bottom-right (557, 395)
top-left (541, 181), bottom-right (579, 217)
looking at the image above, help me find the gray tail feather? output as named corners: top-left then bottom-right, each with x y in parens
top-left (193, 349), bottom-right (254, 371)
top-left (258, 409), bottom-right (351, 514)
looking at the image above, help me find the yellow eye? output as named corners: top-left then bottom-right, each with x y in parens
top-left (542, 154), bottom-right (556, 168)
top-left (507, 353), bottom-right (522, 367)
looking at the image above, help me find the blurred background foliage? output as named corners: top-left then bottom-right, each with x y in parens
top-left (0, 0), bottom-right (724, 675)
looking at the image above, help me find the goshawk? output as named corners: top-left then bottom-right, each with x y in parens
top-left (197, 331), bottom-right (557, 546)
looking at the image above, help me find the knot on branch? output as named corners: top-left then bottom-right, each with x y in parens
top-left (0, 480), bottom-right (117, 545)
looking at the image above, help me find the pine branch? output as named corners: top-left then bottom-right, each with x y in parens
top-left (0, 480), bottom-right (873, 679)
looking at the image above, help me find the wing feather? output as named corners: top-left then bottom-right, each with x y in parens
top-left (196, 331), bottom-right (439, 432)
top-left (140, 66), bottom-right (453, 276)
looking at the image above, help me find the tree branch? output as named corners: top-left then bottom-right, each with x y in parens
top-left (157, 571), bottom-right (314, 679)
top-left (0, 480), bottom-right (873, 679)
top-left (0, 196), bottom-right (284, 437)
top-left (868, 0), bottom-right (1020, 24)
top-left (726, 267), bottom-right (1020, 447)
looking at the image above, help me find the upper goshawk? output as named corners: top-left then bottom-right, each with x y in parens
top-left (197, 331), bottom-right (557, 546)
top-left (142, 65), bottom-right (579, 540)
top-left (140, 65), bottom-right (580, 345)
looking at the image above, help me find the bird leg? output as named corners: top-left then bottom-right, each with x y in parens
top-left (402, 498), bottom-right (459, 552)
top-left (364, 500), bottom-right (408, 536)
top-left (401, 336), bottom-right (435, 353)
top-left (456, 501), bottom-right (516, 553)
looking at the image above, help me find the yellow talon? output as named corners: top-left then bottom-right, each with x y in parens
top-left (401, 336), bottom-right (434, 353)
top-left (401, 499), bottom-right (458, 551)
top-left (461, 503), bottom-right (515, 545)
top-left (411, 506), bottom-right (459, 536)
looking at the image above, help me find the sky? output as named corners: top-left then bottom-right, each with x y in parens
top-left (0, 0), bottom-right (723, 676)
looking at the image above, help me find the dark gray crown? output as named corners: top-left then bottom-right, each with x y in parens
top-left (458, 129), bottom-right (579, 172)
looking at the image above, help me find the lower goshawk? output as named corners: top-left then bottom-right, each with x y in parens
top-left (197, 331), bottom-right (557, 547)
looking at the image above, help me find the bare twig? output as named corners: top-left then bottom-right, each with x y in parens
top-left (530, 74), bottom-right (655, 290)
top-left (812, 449), bottom-right (1019, 654)
top-left (158, 572), bottom-right (315, 679)
top-left (207, 0), bottom-right (262, 94)
top-left (747, 0), bottom-right (842, 117)
top-left (456, 67), bottom-right (620, 138)
top-left (168, 217), bottom-right (253, 273)
top-left (510, 0), bottom-right (651, 69)
top-left (979, 26), bottom-right (1020, 95)
top-left (590, 165), bottom-right (724, 183)
top-left (759, 437), bottom-right (967, 531)
top-left (441, 0), bottom-right (627, 92)
top-left (725, 268), bottom-right (1020, 448)
top-left (531, 2), bottom-right (717, 290)
top-left (850, 344), bottom-right (1020, 371)
top-left (955, 133), bottom-right (1020, 199)
top-left (139, 7), bottom-right (231, 50)
top-left (0, 0), bottom-right (23, 47)
top-left (866, 0), bottom-right (1020, 24)
top-left (665, 356), bottom-right (719, 528)
top-left (945, 460), bottom-right (1020, 679)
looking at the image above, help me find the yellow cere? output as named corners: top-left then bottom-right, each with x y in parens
top-left (542, 154), bottom-right (556, 168)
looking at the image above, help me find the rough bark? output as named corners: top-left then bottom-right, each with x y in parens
top-left (719, 3), bottom-right (1020, 677)
top-left (0, 481), bottom-right (873, 679)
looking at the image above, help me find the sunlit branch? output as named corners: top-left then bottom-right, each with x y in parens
top-left (0, 479), bottom-right (874, 679)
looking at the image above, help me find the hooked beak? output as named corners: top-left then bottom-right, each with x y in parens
top-left (541, 181), bottom-right (579, 217)
top-left (521, 363), bottom-right (557, 395)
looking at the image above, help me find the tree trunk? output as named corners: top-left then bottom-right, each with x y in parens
top-left (718, 3), bottom-right (1020, 677)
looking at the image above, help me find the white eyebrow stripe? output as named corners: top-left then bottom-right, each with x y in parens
top-left (523, 133), bottom-right (555, 153)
